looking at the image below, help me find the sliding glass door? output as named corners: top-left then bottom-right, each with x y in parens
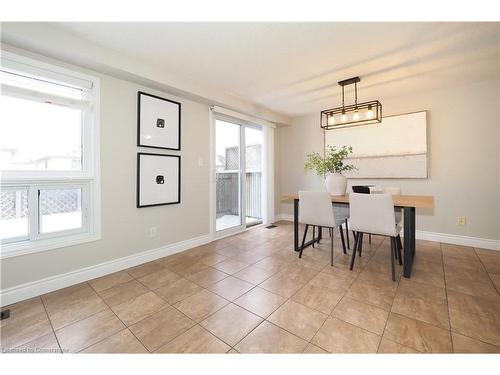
top-left (215, 119), bottom-right (263, 233)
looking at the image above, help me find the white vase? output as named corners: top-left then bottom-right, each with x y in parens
top-left (325, 173), bottom-right (347, 195)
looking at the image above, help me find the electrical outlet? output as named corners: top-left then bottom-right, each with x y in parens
top-left (457, 217), bottom-right (467, 226)
top-left (149, 227), bottom-right (158, 237)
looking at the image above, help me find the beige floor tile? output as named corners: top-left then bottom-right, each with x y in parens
top-left (55, 309), bottom-right (125, 353)
top-left (233, 264), bottom-right (277, 284)
top-left (291, 283), bottom-right (343, 315)
top-left (253, 256), bottom-right (289, 273)
top-left (81, 329), bottom-right (148, 353)
top-left (475, 248), bottom-right (500, 257)
top-left (174, 289), bottom-right (228, 322)
top-left (234, 287), bottom-right (286, 318)
top-left (235, 321), bottom-right (308, 353)
top-left (449, 307), bottom-right (500, 346)
top-left (88, 271), bottom-right (133, 293)
top-left (98, 279), bottom-right (149, 307)
top-left (447, 290), bottom-right (500, 321)
top-left (320, 265), bottom-right (358, 284)
top-left (311, 317), bottom-right (380, 353)
top-left (212, 259), bottom-right (251, 274)
top-left (268, 300), bottom-right (327, 341)
top-left (260, 267), bottom-right (316, 298)
top-left (0, 311), bottom-right (52, 349)
top-left (127, 261), bottom-right (167, 279)
top-left (333, 297), bottom-right (389, 335)
top-left (14, 332), bottom-right (61, 354)
top-left (442, 244), bottom-right (478, 261)
top-left (451, 332), bottom-right (500, 353)
top-left (445, 274), bottom-right (499, 300)
top-left (155, 325), bottom-right (230, 353)
top-left (0, 297), bottom-right (45, 328)
top-left (42, 283), bottom-right (107, 330)
top-left (303, 343), bottom-right (328, 353)
top-left (154, 278), bottom-right (203, 304)
top-left (478, 254), bottom-right (500, 274)
top-left (231, 250), bottom-right (270, 265)
top-left (444, 256), bottom-right (485, 273)
top-left (200, 303), bottom-right (263, 346)
top-left (199, 253), bottom-right (229, 266)
top-left (208, 276), bottom-right (254, 301)
top-left (215, 245), bottom-right (247, 258)
top-left (345, 277), bottom-right (398, 311)
top-left (490, 273), bottom-right (500, 292)
top-left (391, 279), bottom-right (449, 329)
top-left (309, 272), bottom-right (350, 294)
top-left (407, 266), bottom-right (445, 288)
top-left (383, 313), bottom-right (452, 353)
top-left (111, 291), bottom-right (167, 326)
top-left (444, 263), bottom-right (491, 284)
top-left (173, 261), bottom-right (211, 277)
top-left (186, 267), bottom-right (228, 287)
top-left (129, 305), bottom-right (195, 351)
top-left (137, 268), bottom-right (181, 290)
top-left (377, 338), bottom-right (418, 353)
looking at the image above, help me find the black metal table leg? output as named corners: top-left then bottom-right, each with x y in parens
top-left (403, 206), bottom-right (416, 277)
top-left (294, 199), bottom-right (299, 252)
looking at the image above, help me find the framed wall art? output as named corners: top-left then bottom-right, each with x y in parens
top-left (137, 91), bottom-right (181, 150)
top-left (137, 152), bottom-right (181, 208)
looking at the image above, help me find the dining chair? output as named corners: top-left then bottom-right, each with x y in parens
top-left (298, 191), bottom-right (348, 265)
top-left (348, 193), bottom-right (403, 281)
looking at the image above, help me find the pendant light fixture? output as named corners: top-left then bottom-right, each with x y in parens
top-left (320, 76), bottom-right (382, 130)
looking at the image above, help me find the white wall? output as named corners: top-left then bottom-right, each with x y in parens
top-left (1, 61), bottom-right (211, 290)
top-left (277, 78), bottom-right (500, 243)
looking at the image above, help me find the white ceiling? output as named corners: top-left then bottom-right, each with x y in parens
top-left (10, 22), bottom-right (500, 116)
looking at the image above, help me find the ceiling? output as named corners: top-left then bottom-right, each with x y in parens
top-left (11, 23), bottom-right (500, 116)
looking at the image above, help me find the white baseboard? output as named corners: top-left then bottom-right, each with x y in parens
top-left (1, 234), bottom-right (212, 307)
top-left (274, 214), bottom-right (500, 251)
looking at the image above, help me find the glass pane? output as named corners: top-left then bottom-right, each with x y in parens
top-left (0, 188), bottom-right (29, 241)
top-left (0, 95), bottom-right (83, 171)
top-left (39, 188), bottom-right (82, 234)
top-left (215, 120), bottom-right (241, 231)
top-left (245, 127), bottom-right (263, 227)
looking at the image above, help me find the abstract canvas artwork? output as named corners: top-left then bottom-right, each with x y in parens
top-left (325, 111), bottom-right (428, 178)
top-left (137, 153), bottom-right (180, 207)
top-left (137, 91), bottom-right (181, 150)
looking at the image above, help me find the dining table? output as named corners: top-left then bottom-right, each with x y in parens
top-left (281, 193), bottom-right (435, 278)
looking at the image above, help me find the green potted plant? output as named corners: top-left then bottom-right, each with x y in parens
top-left (304, 145), bottom-right (356, 195)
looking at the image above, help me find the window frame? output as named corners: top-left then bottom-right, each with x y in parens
top-left (0, 51), bottom-right (101, 259)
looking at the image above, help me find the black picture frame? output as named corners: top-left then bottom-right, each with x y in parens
top-left (137, 91), bottom-right (181, 151)
top-left (137, 152), bottom-right (181, 208)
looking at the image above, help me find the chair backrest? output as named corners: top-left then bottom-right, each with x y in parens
top-left (349, 193), bottom-right (397, 236)
top-left (299, 191), bottom-right (336, 227)
top-left (383, 186), bottom-right (402, 195)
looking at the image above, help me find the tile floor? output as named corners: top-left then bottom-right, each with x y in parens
top-left (1, 221), bottom-right (500, 354)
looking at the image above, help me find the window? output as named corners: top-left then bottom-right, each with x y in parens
top-left (0, 52), bottom-right (100, 257)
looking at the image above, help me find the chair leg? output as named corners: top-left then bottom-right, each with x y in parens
top-left (345, 219), bottom-right (350, 250)
top-left (390, 237), bottom-right (396, 282)
top-left (299, 225), bottom-right (309, 259)
top-left (369, 234), bottom-right (372, 244)
top-left (396, 235), bottom-right (403, 266)
top-left (329, 228), bottom-right (333, 239)
top-left (339, 226), bottom-right (346, 254)
top-left (330, 228), bottom-right (334, 266)
top-left (349, 231), bottom-right (360, 271)
top-left (358, 232), bottom-right (364, 257)
top-left (312, 226), bottom-right (315, 248)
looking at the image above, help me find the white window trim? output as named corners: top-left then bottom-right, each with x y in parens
top-left (0, 51), bottom-right (101, 259)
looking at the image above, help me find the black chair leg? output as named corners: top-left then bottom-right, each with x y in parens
top-left (396, 235), bottom-right (403, 266)
top-left (339, 226), bottom-right (346, 254)
top-left (390, 237), bottom-right (396, 281)
top-left (345, 219), bottom-right (350, 250)
top-left (349, 231), bottom-right (360, 270)
top-left (358, 232), bottom-right (364, 257)
top-left (369, 234), bottom-right (372, 244)
top-left (330, 228), bottom-right (334, 266)
top-left (299, 224), bottom-right (309, 258)
top-left (312, 226), bottom-right (315, 248)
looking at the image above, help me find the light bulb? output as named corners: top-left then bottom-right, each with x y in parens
top-left (327, 116), bottom-right (335, 126)
top-left (341, 110), bottom-right (347, 122)
top-left (353, 109), bottom-right (359, 121)
top-left (366, 105), bottom-right (374, 119)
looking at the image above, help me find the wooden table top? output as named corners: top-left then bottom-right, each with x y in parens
top-left (281, 193), bottom-right (434, 209)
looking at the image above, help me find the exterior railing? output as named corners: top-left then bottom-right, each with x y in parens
top-left (215, 171), bottom-right (262, 220)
